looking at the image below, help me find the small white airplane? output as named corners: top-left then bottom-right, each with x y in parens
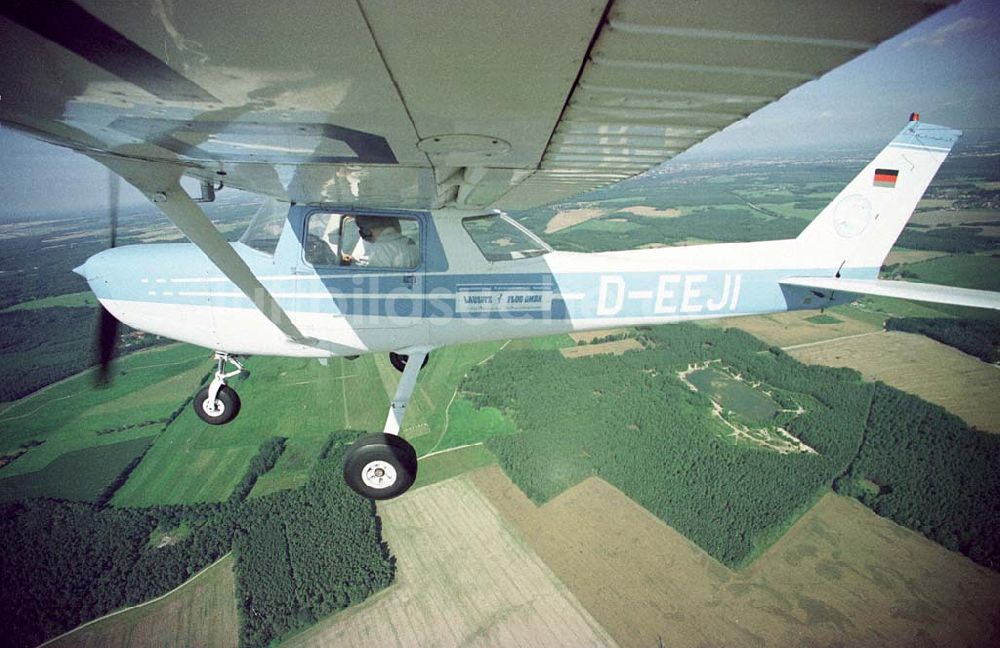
top-left (2, 1), bottom-right (996, 499)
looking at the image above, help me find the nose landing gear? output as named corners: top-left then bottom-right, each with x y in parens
top-left (193, 352), bottom-right (246, 425)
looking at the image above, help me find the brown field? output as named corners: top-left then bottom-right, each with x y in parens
top-left (710, 308), bottom-right (882, 348)
top-left (48, 555), bottom-right (238, 648)
top-left (472, 466), bottom-right (1000, 648)
top-left (788, 330), bottom-right (1000, 432)
top-left (560, 338), bottom-right (643, 359)
top-left (285, 477), bottom-right (615, 648)
top-left (568, 328), bottom-right (627, 343)
top-left (544, 207), bottom-right (606, 233)
top-left (620, 205), bottom-right (682, 218)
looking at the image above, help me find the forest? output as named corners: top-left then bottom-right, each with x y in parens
top-left (465, 324), bottom-right (1000, 570)
top-left (234, 437), bottom-right (394, 647)
top-left (835, 383), bottom-right (1000, 568)
top-left (897, 226), bottom-right (1000, 253)
top-left (467, 325), bottom-right (872, 566)
top-left (0, 231), bottom-right (98, 309)
top-left (0, 432), bottom-right (392, 648)
top-left (0, 306), bottom-right (164, 401)
top-left (885, 316), bottom-right (999, 363)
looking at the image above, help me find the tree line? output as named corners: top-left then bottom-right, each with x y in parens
top-left (885, 316), bottom-right (999, 364)
top-left (229, 436), bottom-right (286, 503)
top-left (897, 227), bottom-right (999, 253)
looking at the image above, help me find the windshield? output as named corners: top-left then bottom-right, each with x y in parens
top-left (240, 199), bottom-right (287, 255)
top-left (462, 214), bottom-right (551, 261)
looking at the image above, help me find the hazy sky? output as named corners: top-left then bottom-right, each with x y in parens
top-left (1, 0), bottom-right (997, 218)
top-left (685, 0), bottom-right (1000, 157)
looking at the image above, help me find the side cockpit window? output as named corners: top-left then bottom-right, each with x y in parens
top-left (304, 213), bottom-right (421, 269)
top-left (240, 199), bottom-right (287, 255)
top-left (462, 214), bottom-right (551, 262)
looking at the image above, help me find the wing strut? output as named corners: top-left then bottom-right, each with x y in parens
top-left (91, 156), bottom-right (360, 355)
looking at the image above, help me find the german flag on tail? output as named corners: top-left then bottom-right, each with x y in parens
top-left (874, 168), bottom-right (898, 188)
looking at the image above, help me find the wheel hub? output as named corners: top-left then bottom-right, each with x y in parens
top-left (202, 398), bottom-right (224, 417)
top-left (361, 460), bottom-right (397, 489)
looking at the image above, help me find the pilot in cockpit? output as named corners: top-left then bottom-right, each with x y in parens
top-left (343, 216), bottom-right (419, 269)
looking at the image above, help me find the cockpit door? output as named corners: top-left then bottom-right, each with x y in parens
top-left (294, 210), bottom-right (425, 330)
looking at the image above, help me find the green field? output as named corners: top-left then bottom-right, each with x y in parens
top-left (411, 444), bottom-right (498, 491)
top-left (573, 217), bottom-right (646, 233)
top-left (394, 341), bottom-right (507, 457)
top-left (506, 333), bottom-right (575, 351)
top-left (905, 253), bottom-right (1000, 291)
top-left (0, 436), bottom-right (153, 502)
top-left (2, 291), bottom-right (97, 311)
top-left (420, 398), bottom-right (517, 456)
top-left (852, 294), bottom-right (996, 322)
top-left (0, 335), bottom-right (519, 508)
top-left (805, 314), bottom-right (843, 325)
top-left (0, 344), bottom-right (206, 478)
top-left (111, 354), bottom-right (384, 506)
top-left (113, 341), bottom-right (515, 505)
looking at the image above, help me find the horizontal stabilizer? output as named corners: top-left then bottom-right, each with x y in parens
top-left (780, 277), bottom-right (1000, 311)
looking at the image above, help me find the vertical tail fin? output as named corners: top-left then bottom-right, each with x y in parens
top-left (795, 117), bottom-right (961, 278)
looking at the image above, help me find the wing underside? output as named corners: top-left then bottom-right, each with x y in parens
top-left (0, 0), bottom-right (954, 210)
top-left (780, 277), bottom-right (1000, 311)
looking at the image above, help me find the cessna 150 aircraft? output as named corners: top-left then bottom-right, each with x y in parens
top-left (2, 1), bottom-right (997, 499)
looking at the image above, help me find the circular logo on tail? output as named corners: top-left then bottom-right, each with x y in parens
top-left (832, 195), bottom-right (874, 238)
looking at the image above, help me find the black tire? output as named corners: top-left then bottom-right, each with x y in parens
top-left (193, 385), bottom-right (241, 425)
top-left (342, 433), bottom-right (418, 500)
top-left (389, 351), bottom-right (430, 373)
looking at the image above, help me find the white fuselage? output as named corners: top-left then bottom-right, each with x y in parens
top-left (77, 207), bottom-right (858, 358)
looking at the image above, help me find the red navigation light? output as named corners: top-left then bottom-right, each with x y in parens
top-left (909, 112), bottom-right (920, 122)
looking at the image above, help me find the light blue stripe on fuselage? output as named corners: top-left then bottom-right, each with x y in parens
top-left (101, 266), bottom-right (874, 321)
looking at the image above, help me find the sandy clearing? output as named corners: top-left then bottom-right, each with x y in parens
top-left (560, 339), bottom-right (643, 359)
top-left (544, 208), bottom-right (606, 233)
top-left (285, 477), bottom-right (616, 648)
top-left (788, 330), bottom-right (1000, 433)
top-left (472, 466), bottom-right (1000, 648)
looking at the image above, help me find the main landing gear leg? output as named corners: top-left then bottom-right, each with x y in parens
top-left (342, 350), bottom-right (428, 500)
top-left (193, 352), bottom-right (245, 425)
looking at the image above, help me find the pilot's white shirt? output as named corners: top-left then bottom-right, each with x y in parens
top-left (354, 230), bottom-right (419, 268)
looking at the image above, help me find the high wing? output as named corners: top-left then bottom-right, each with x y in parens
top-left (0, 0), bottom-right (954, 211)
